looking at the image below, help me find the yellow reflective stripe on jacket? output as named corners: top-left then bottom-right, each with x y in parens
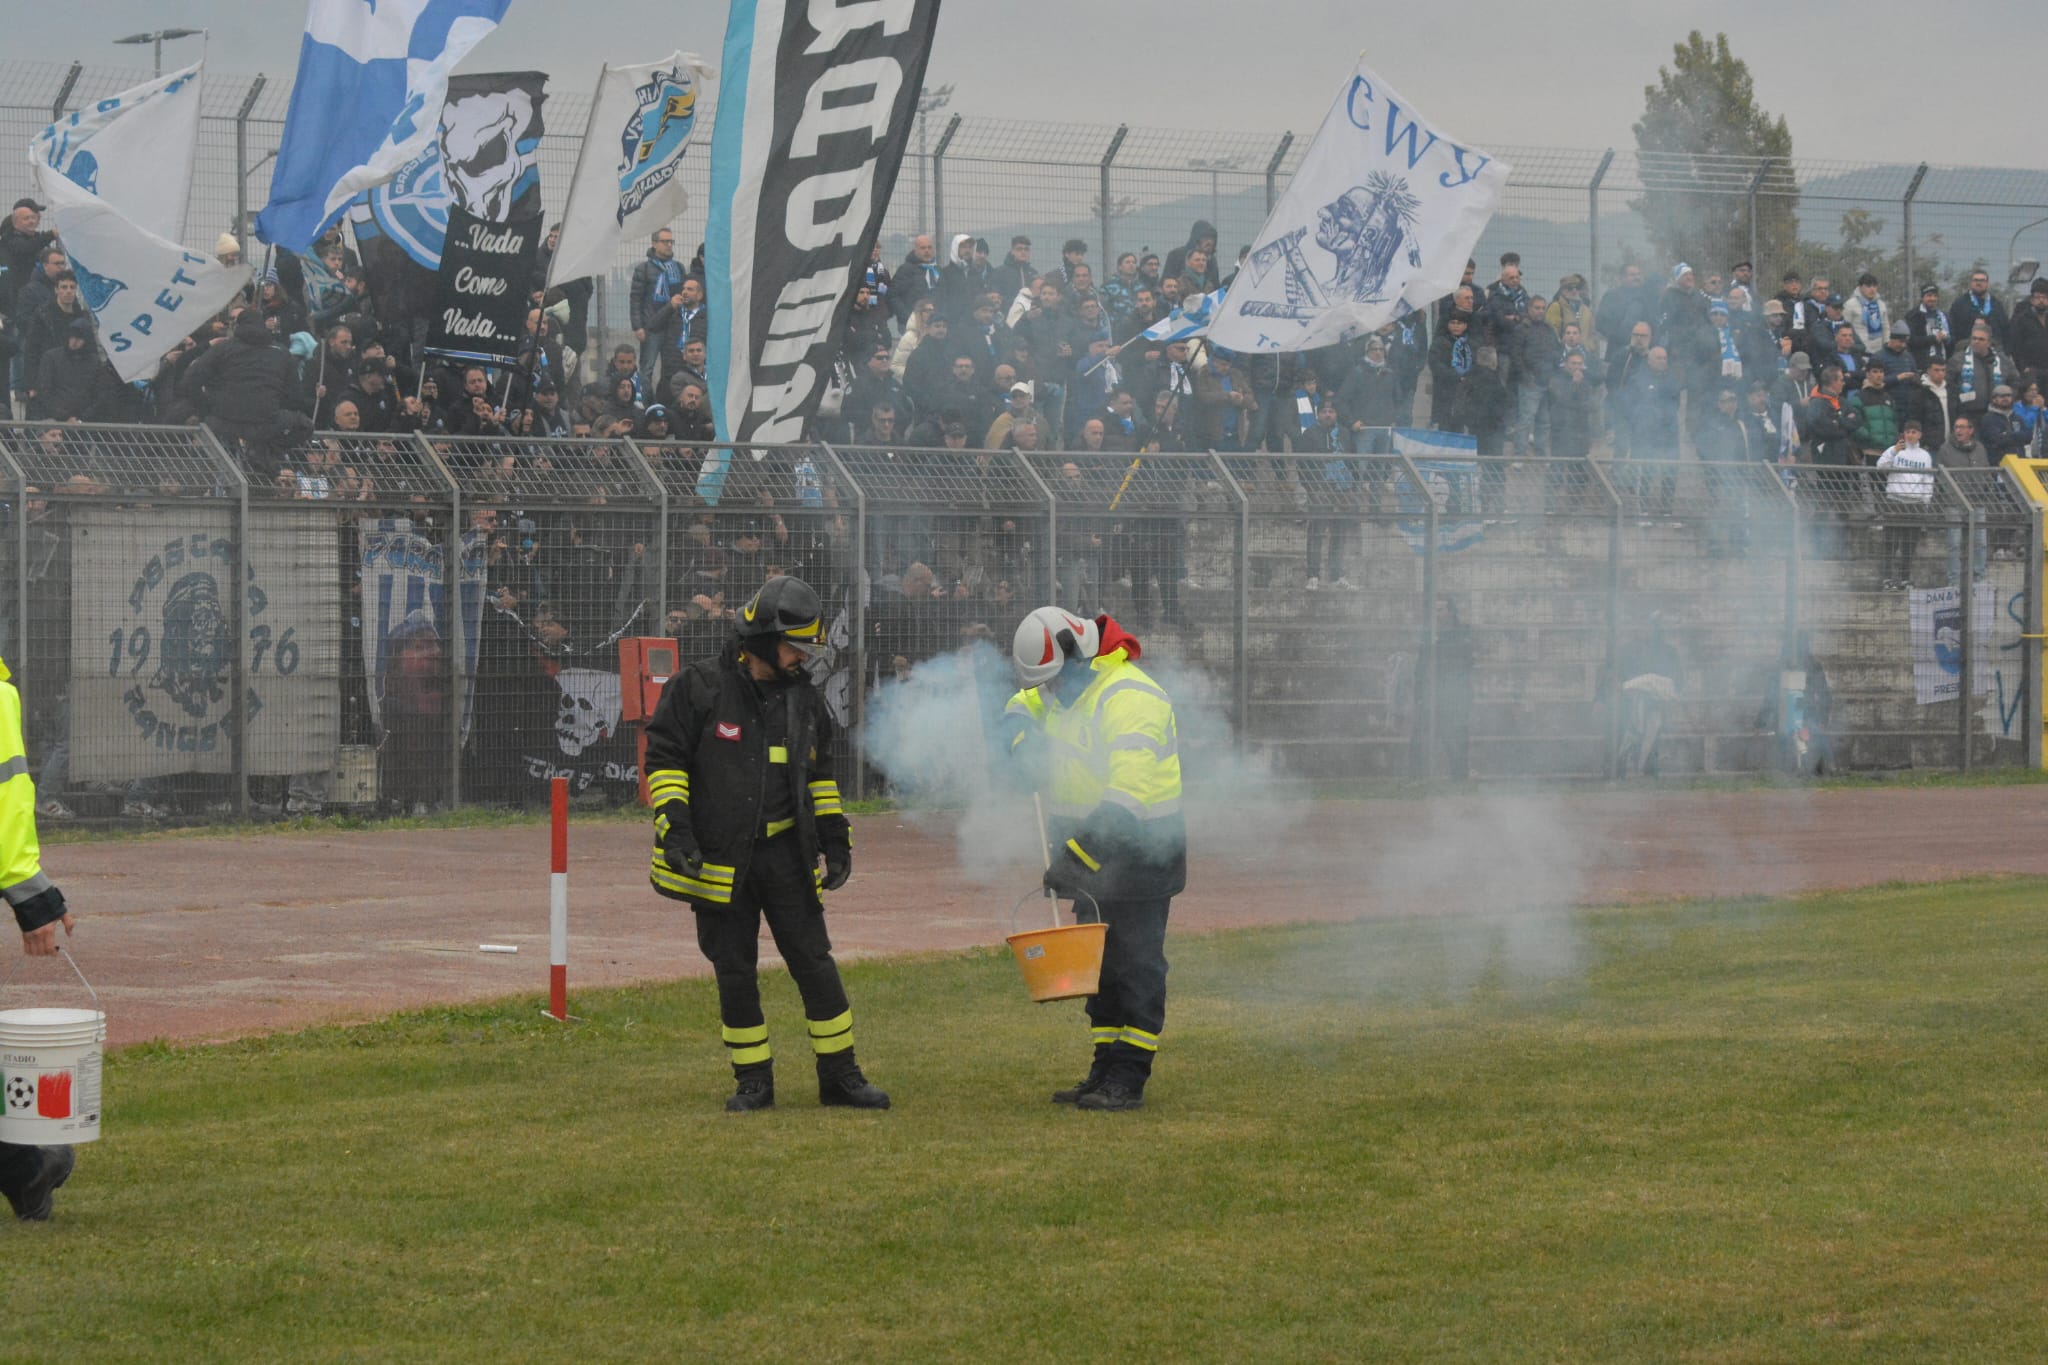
top-left (0, 680), bottom-right (46, 907)
top-left (768, 745), bottom-right (788, 764)
top-left (649, 857), bottom-right (737, 903)
top-left (1065, 838), bottom-right (1101, 872)
top-left (764, 818), bottom-right (795, 838)
top-left (807, 778), bottom-right (843, 816)
top-left (648, 767), bottom-right (690, 806)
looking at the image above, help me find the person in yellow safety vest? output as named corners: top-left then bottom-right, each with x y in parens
top-left (1008, 606), bottom-right (1186, 1112)
top-left (0, 654), bottom-right (78, 1219)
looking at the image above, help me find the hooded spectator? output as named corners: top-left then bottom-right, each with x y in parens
top-left (185, 311), bottom-right (302, 452)
top-left (30, 316), bottom-right (102, 421)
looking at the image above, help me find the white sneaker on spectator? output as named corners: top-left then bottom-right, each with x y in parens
top-left (284, 796), bottom-right (324, 816)
top-left (122, 800), bottom-right (169, 820)
top-left (1116, 576), bottom-right (1132, 589)
top-left (1182, 577), bottom-right (1201, 590)
top-left (410, 802), bottom-right (430, 817)
top-left (1305, 577), bottom-right (1321, 591)
top-left (35, 800), bottom-right (74, 822)
top-left (1335, 577), bottom-right (1358, 591)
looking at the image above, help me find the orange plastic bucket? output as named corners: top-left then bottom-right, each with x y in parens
top-left (1005, 889), bottom-right (1106, 1002)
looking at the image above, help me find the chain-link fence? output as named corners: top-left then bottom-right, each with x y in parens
top-left (6, 58), bottom-right (2046, 361)
top-left (4, 420), bottom-right (2037, 825)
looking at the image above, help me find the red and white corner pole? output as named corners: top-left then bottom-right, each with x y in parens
top-left (548, 775), bottom-right (569, 1020)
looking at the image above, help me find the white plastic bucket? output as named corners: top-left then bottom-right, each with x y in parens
top-left (0, 1008), bottom-right (102, 1145)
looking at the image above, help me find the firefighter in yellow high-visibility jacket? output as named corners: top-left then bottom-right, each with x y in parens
top-left (1008, 607), bottom-right (1185, 1112)
top-left (0, 655), bottom-right (78, 1219)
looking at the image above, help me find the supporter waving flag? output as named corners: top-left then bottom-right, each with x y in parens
top-left (256, 0), bottom-right (511, 254)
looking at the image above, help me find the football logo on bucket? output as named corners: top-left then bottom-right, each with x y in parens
top-left (3, 1071), bottom-right (69, 1118)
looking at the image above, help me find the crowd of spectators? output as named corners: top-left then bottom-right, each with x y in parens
top-left (7, 188), bottom-right (2048, 689)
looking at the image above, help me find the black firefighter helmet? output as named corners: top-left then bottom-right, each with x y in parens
top-left (735, 575), bottom-right (828, 674)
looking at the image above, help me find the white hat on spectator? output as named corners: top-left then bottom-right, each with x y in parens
top-left (215, 231), bottom-right (241, 259)
top-left (1010, 381), bottom-right (1032, 399)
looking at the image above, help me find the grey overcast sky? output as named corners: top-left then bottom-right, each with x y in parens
top-left (6, 0), bottom-right (2039, 166)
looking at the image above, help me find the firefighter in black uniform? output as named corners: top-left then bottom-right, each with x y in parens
top-left (644, 576), bottom-right (889, 1112)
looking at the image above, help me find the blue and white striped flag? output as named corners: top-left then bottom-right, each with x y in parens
top-left (256, 0), bottom-right (511, 253)
top-left (1140, 287), bottom-right (1227, 343)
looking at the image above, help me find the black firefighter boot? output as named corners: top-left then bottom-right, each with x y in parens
top-left (726, 1062), bottom-right (775, 1113)
top-left (1076, 1057), bottom-right (1149, 1112)
top-left (1052, 1046), bottom-right (1113, 1104)
top-left (818, 1051), bottom-right (891, 1109)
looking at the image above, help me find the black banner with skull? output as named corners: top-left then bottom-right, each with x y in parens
top-left (352, 71), bottom-right (547, 342)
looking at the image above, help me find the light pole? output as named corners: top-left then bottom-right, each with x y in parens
top-left (114, 28), bottom-right (203, 79)
top-left (1187, 155), bottom-right (1243, 237)
top-left (2007, 214), bottom-right (2048, 287)
top-left (914, 84), bottom-right (955, 237)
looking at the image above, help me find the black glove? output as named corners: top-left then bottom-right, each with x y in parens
top-left (9, 886), bottom-right (66, 934)
top-left (821, 848), bottom-right (852, 892)
top-left (656, 802), bottom-right (702, 876)
top-left (1042, 855), bottom-right (1086, 898)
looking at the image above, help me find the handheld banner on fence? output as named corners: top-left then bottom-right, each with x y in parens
top-left (427, 207), bottom-right (541, 360)
top-left (1207, 55), bottom-right (1508, 353)
top-left (705, 0), bottom-right (943, 446)
top-left (548, 53), bottom-right (712, 288)
top-left (68, 508), bottom-right (340, 781)
top-left (257, 0), bottom-right (512, 253)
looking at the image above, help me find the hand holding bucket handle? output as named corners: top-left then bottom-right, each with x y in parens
top-left (12, 886), bottom-right (73, 957)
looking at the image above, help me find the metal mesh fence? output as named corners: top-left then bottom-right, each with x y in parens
top-left (0, 425), bottom-right (2038, 826)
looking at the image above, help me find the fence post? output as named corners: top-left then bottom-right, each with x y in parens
top-left (619, 437), bottom-right (668, 626)
top-left (1204, 450), bottom-right (1251, 749)
top-left (191, 425), bottom-right (251, 816)
top-left (931, 114), bottom-right (960, 254)
top-left (1746, 160), bottom-right (1772, 284)
top-left (1579, 454), bottom-right (1625, 777)
top-left (409, 434), bottom-right (464, 809)
top-left (1587, 149), bottom-right (1614, 294)
top-left (2030, 485), bottom-right (2045, 771)
top-left (1264, 132), bottom-right (1294, 215)
top-left (50, 62), bottom-right (81, 120)
top-left (0, 442), bottom-right (25, 721)
top-left (814, 441), bottom-right (867, 796)
top-left (1099, 124), bottom-right (1128, 275)
top-left (1942, 469), bottom-right (1976, 771)
top-left (1901, 162), bottom-right (1929, 306)
top-left (233, 75), bottom-right (267, 246)
top-left (1397, 449), bottom-right (1437, 775)
top-left (1011, 444), bottom-right (1058, 605)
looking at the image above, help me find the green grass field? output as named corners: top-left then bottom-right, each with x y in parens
top-left (20, 877), bottom-right (2048, 1362)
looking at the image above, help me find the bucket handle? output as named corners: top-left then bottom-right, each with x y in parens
top-left (0, 946), bottom-right (98, 1008)
top-left (1008, 887), bottom-right (1100, 936)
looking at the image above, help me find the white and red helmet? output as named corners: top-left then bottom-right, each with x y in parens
top-left (1011, 606), bottom-right (1099, 688)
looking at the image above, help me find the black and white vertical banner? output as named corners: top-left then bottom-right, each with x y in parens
top-left (703, 0), bottom-right (941, 467)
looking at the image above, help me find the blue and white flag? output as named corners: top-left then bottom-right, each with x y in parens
top-left (30, 70), bottom-right (251, 383)
top-left (1208, 55), bottom-right (1508, 353)
top-left (1139, 287), bottom-right (1227, 343)
top-left (31, 62), bottom-right (204, 244)
top-left (256, 0), bottom-right (512, 253)
top-left (547, 53), bottom-right (712, 288)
